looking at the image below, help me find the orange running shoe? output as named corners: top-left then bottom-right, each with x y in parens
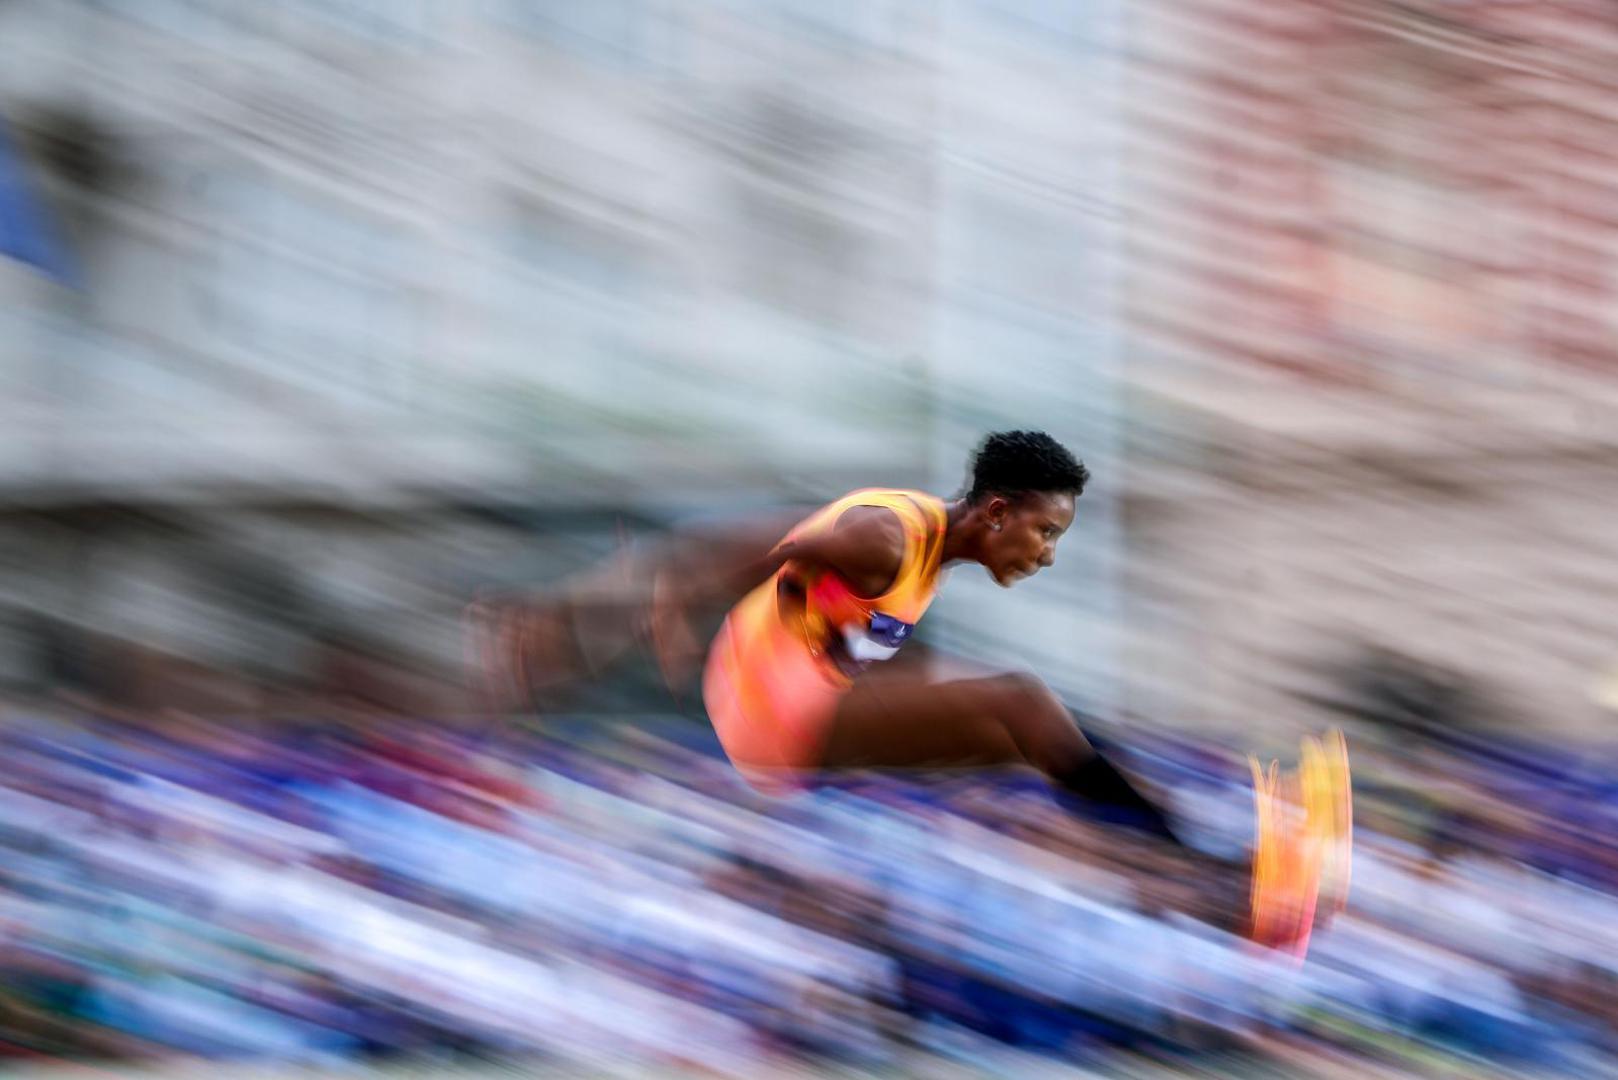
top-left (1248, 729), bottom-right (1352, 959)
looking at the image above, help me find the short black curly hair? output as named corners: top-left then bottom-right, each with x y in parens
top-left (966, 430), bottom-right (1089, 503)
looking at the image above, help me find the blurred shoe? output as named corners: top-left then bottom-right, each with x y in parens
top-left (1247, 729), bottom-right (1352, 959)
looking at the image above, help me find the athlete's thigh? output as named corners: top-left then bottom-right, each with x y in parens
top-left (821, 670), bottom-right (1025, 770)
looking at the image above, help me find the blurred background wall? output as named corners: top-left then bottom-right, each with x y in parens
top-left (2, 0), bottom-right (1617, 740)
top-left (1119, 0), bottom-right (1618, 742)
top-left (0, 0), bottom-right (1130, 720)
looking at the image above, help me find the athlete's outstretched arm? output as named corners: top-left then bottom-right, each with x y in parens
top-left (647, 505), bottom-right (909, 687)
top-left (655, 504), bottom-right (904, 608)
top-left (468, 504), bottom-right (904, 708)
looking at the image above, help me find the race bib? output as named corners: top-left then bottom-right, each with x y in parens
top-left (841, 611), bottom-right (915, 663)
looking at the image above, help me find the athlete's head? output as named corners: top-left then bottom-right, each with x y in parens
top-left (965, 430), bottom-right (1088, 587)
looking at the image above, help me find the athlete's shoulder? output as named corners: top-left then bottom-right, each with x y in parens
top-left (829, 488), bottom-right (943, 516)
top-left (779, 498), bottom-right (904, 597)
top-left (835, 502), bottom-right (907, 545)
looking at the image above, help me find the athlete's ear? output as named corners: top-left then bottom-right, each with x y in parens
top-left (984, 495), bottom-right (1011, 530)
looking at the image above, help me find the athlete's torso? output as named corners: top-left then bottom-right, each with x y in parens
top-left (727, 489), bottom-right (949, 684)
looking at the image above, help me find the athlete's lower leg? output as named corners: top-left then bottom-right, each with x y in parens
top-left (823, 669), bottom-right (1183, 844)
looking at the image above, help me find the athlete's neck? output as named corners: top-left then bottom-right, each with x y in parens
top-left (941, 498), bottom-right (987, 566)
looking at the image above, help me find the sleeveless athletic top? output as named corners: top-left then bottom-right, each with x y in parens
top-left (728, 488), bottom-right (949, 686)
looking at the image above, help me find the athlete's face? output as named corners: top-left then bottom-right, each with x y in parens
top-left (983, 491), bottom-right (1077, 587)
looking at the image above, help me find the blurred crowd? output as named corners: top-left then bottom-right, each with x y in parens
top-left (3, 704), bottom-right (1617, 1076)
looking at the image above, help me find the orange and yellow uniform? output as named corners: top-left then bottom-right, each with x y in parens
top-left (702, 489), bottom-right (947, 785)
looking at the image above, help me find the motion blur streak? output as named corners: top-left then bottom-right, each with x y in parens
top-left (3, 1), bottom-right (1618, 1076)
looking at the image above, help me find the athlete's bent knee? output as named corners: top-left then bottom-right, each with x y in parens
top-left (971, 673), bottom-right (1086, 767)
